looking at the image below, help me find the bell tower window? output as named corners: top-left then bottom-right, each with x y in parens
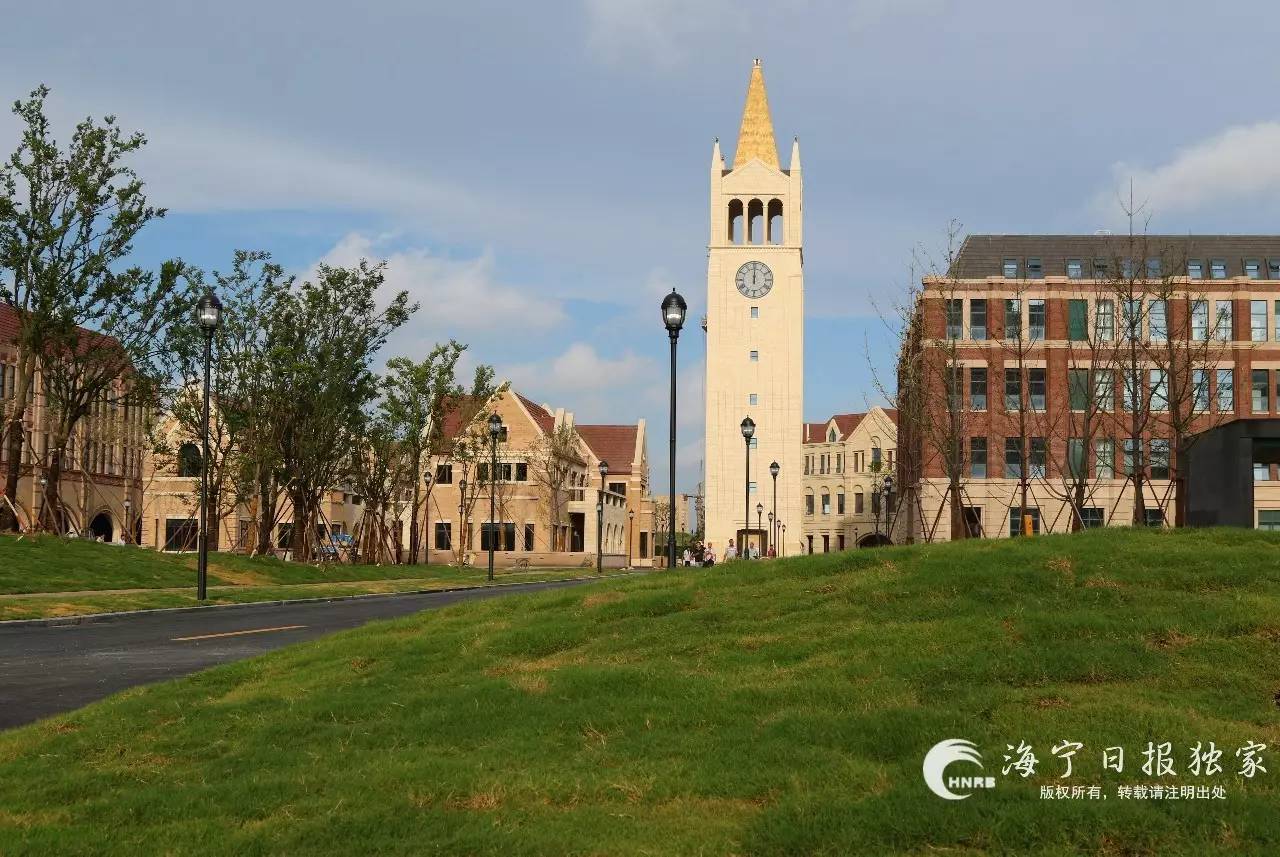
top-left (768, 199), bottom-right (784, 244)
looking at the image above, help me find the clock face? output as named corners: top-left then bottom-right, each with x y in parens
top-left (735, 261), bottom-right (773, 299)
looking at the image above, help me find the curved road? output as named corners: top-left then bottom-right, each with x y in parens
top-left (0, 577), bottom-right (606, 730)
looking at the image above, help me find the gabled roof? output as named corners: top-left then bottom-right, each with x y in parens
top-left (577, 424), bottom-right (639, 476)
top-left (516, 393), bottom-right (555, 435)
top-left (803, 407), bottom-right (898, 443)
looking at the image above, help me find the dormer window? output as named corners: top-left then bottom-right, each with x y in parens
top-left (1187, 260), bottom-right (1203, 279)
top-left (1211, 259), bottom-right (1227, 279)
top-left (1002, 258), bottom-right (1019, 278)
top-left (1026, 257), bottom-right (1043, 279)
top-left (1245, 260), bottom-right (1262, 279)
top-left (827, 427), bottom-right (837, 443)
top-left (1066, 259), bottom-right (1083, 279)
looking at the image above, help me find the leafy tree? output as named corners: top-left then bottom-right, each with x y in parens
top-left (0, 86), bottom-right (169, 531)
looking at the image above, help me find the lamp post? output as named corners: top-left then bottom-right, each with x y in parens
top-left (420, 472), bottom-right (432, 565)
top-left (123, 498), bottom-right (132, 545)
top-left (627, 508), bottom-right (634, 569)
top-left (780, 521), bottom-right (786, 557)
top-left (38, 474), bottom-right (47, 531)
top-left (882, 475), bottom-right (895, 545)
top-left (740, 416), bottom-right (755, 556)
top-left (769, 460), bottom-right (779, 554)
top-left (195, 289), bottom-right (222, 600)
top-left (457, 477), bottom-right (467, 564)
top-left (596, 460), bottom-right (609, 574)
top-left (661, 290), bottom-right (687, 570)
top-left (487, 413), bottom-right (503, 581)
top-left (755, 502), bottom-right (763, 557)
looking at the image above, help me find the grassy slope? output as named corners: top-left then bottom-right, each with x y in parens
top-left (1, 528), bottom-right (1279, 855)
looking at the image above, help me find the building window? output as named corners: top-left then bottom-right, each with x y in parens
top-left (1275, 300), bottom-right (1280, 341)
top-left (524, 524), bottom-right (535, 551)
top-left (946, 366), bottom-right (962, 410)
top-left (970, 367), bottom-right (987, 411)
top-left (821, 491), bottom-right (831, 515)
top-left (1191, 300), bottom-right (1209, 341)
top-left (1004, 438), bottom-right (1022, 480)
top-left (164, 518), bottom-right (199, 552)
top-left (1146, 258), bottom-right (1162, 278)
top-left (1067, 300), bottom-right (1087, 341)
top-left (1187, 260), bottom-right (1203, 279)
top-left (1095, 438), bottom-right (1115, 479)
top-left (751, 306), bottom-right (759, 319)
top-left (1214, 300), bottom-right (1233, 341)
top-left (1148, 300), bottom-right (1167, 343)
top-left (434, 522), bottom-right (452, 550)
top-left (1256, 463), bottom-right (1272, 482)
top-left (1245, 259), bottom-right (1262, 279)
top-left (177, 443), bottom-right (202, 478)
top-left (1029, 368), bottom-right (1046, 411)
top-left (1144, 509), bottom-right (1165, 528)
top-left (1067, 438), bottom-right (1085, 478)
top-left (749, 350), bottom-right (759, 361)
top-left (749, 393), bottom-right (758, 406)
top-left (1121, 258), bottom-right (1135, 279)
top-left (749, 481), bottom-right (757, 493)
top-left (1096, 299), bottom-right (1114, 341)
top-left (1211, 259), bottom-right (1227, 279)
top-left (963, 506), bottom-right (982, 537)
top-left (805, 493), bottom-right (814, 515)
top-left (945, 299), bottom-right (963, 339)
top-left (1003, 258), bottom-right (1019, 278)
top-left (871, 446), bottom-right (882, 469)
top-left (1151, 369), bottom-right (1168, 411)
top-left (971, 437), bottom-right (987, 479)
top-left (1123, 438), bottom-right (1142, 476)
top-left (1193, 369), bottom-right (1210, 412)
top-left (435, 464), bottom-right (453, 484)
top-left (1253, 369), bottom-right (1270, 413)
top-left (1093, 258), bottom-right (1109, 280)
top-left (1259, 510), bottom-right (1280, 530)
top-left (1028, 299), bottom-right (1046, 340)
top-left (1009, 507), bottom-right (1041, 537)
top-left (515, 462), bottom-right (528, 482)
top-left (1252, 300), bottom-right (1268, 342)
top-left (1030, 437), bottom-right (1046, 478)
top-left (1150, 439), bottom-right (1170, 480)
top-left (1066, 259), bottom-right (1084, 279)
top-left (1121, 299), bottom-right (1143, 341)
top-left (1004, 299), bottom-right (1022, 340)
top-left (837, 492), bottom-right (845, 514)
top-left (1027, 257), bottom-right (1043, 278)
top-left (749, 437), bottom-right (758, 450)
top-left (1271, 260), bottom-right (1280, 279)
top-left (1217, 368), bottom-right (1235, 412)
top-left (855, 491), bottom-right (865, 513)
top-left (1080, 507), bottom-right (1104, 528)
top-left (970, 299), bottom-right (987, 340)
top-left (1069, 369), bottom-right (1090, 411)
top-left (1004, 368), bottom-right (1021, 411)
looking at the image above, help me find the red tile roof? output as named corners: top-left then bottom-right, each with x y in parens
top-left (803, 408), bottom-right (897, 443)
top-left (517, 393), bottom-right (555, 434)
top-left (577, 424), bottom-right (639, 475)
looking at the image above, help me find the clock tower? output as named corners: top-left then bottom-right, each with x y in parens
top-left (704, 59), bottom-right (803, 557)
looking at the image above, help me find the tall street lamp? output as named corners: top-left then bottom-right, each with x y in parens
top-left (627, 508), bottom-right (634, 569)
top-left (882, 475), bottom-right (895, 544)
top-left (740, 417), bottom-right (755, 556)
top-left (195, 289), bottom-right (222, 600)
top-left (780, 521), bottom-right (786, 557)
top-left (487, 412), bottom-right (502, 582)
top-left (37, 473), bottom-right (47, 531)
top-left (596, 460), bottom-right (609, 574)
top-left (457, 478), bottom-right (467, 564)
top-left (123, 498), bottom-right (132, 545)
top-left (421, 472), bottom-right (433, 565)
top-left (755, 502), bottom-right (763, 557)
top-left (661, 289), bottom-right (687, 570)
top-left (769, 460), bottom-right (780, 554)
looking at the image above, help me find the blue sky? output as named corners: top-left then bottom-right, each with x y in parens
top-left (5, 1), bottom-right (1280, 495)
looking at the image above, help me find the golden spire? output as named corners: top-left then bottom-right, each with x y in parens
top-left (732, 58), bottom-right (779, 170)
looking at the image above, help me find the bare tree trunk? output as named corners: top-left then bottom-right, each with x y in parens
top-left (408, 453), bottom-right (421, 565)
top-left (255, 471), bottom-right (275, 555)
top-left (0, 356), bottom-right (34, 532)
top-left (46, 435), bottom-right (67, 533)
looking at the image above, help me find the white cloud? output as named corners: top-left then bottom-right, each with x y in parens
top-left (1097, 121), bottom-right (1280, 218)
top-left (317, 232), bottom-right (567, 333)
top-left (582, 0), bottom-right (736, 68)
top-left (506, 342), bottom-right (655, 396)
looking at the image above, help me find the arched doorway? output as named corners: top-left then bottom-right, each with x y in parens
top-left (857, 532), bottom-right (892, 549)
top-left (89, 512), bottom-right (113, 542)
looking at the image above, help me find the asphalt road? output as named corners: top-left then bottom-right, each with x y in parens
top-left (0, 577), bottom-right (602, 731)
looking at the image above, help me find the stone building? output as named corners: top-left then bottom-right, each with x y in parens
top-left (800, 407), bottom-right (898, 553)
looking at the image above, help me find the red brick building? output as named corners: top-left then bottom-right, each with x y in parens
top-left (899, 235), bottom-right (1280, 541)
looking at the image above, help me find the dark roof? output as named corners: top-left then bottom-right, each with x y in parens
top-left (804, 408), bottom-right (897, 443)
top-left (950, 235), bottom-right (1280, 280)
top-left (577, 424), bottom-right (639, 475)
top-left (516, 393), bottom-right (555, 434)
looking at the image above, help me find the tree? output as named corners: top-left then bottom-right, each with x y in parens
top-left (0, 86), bottom-right (168, 531)
top-left (383, 343), bottom-right (467, 564)
top-left (528, 420), bottom-right (583, 552)
top-left (443, 377), bottom-right (506, 565)
top-left (267, 261), bottom-right (413, 561)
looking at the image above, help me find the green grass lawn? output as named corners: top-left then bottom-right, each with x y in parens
top-left (1, 528), bottom-right (1279, 854)
top-left (0, 534), bottom-right (596, 619)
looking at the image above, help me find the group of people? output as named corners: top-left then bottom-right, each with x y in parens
top-left (678, 540), bottom-right (773, 568)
